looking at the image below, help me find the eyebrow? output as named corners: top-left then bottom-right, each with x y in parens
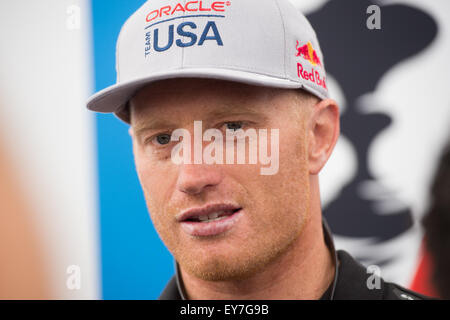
top-left (133, 119), bottom-right (178, 139)
top-left (132, 104), bottom-right (268, 138)
top-left (205, 105), bottom-right (268, 121)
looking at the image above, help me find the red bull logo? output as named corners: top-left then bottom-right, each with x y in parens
top-left (296, 40), bottom-right (322, 67)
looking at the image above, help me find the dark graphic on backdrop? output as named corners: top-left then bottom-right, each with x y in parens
top-left (306, 0), bottom-right (437, 264)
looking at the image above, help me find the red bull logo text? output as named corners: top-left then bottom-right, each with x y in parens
top-left (297, 63), bottom-right (327, 90)
top-left (295, 40), bottom-right (326, 90)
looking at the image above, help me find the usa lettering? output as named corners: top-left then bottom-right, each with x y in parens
top-left (297, 62), bottom-right (327, 90)
top-left (145, 21), bottom-right (223, 57)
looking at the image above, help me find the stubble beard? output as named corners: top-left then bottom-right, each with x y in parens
top-left (168, 195), bottom-right (311, 282)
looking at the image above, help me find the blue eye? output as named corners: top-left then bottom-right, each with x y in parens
top-left (154, 133), bottom-right (171, 145)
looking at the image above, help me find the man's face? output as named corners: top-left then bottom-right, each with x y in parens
top-left (130, 78), bottom-right (315, 281)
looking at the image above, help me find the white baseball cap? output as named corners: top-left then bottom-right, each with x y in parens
top-left (87, 0), bottom-right (329, 123)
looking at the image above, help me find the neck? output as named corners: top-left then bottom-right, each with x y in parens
top-left (179, 191), bottom-right (335, 299)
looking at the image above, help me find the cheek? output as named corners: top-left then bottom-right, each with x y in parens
top-left (137, 163), bottom-right (179, 248)
top-left (257, 131), bottom-right (310, 225)
top-left (134, 152), bottom-right (173, 218)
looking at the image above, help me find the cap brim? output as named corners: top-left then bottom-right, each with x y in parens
top-left (87, 67), bottom-right (326, 123)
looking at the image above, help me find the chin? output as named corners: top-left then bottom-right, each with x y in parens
top-left (175, 216), bottom-right (306, 281)
top-left (186, 258), bottom-right (261, 281)
top-left (180, 246), bottom-right (285, 282)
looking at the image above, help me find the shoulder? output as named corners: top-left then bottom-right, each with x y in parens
top-left (383, 281), bottom-right (435, 300)
top-left (334, 250), bottom-right (435, 300)
top-left (158, 275), bottom-right (182, 300)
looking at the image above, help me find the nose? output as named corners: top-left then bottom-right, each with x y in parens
top-left (176, 163), bottom-right (223, 195)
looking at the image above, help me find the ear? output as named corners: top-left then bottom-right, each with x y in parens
top-left (307, 98), bottom-right (340, 175)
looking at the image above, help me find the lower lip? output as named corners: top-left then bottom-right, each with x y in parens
top-left (180, 209), bottom-right (243, 237)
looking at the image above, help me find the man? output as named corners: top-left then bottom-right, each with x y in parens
top-left (87, 0), bottom-right (429, 300)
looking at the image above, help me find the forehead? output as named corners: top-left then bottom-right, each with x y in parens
top-left (129, 78), bottom-right (286, 121)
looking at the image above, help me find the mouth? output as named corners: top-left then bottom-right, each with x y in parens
top-left (183, 208), bottom-right (241, 223)
top-left (177, 203), bottom-right (243, 237)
